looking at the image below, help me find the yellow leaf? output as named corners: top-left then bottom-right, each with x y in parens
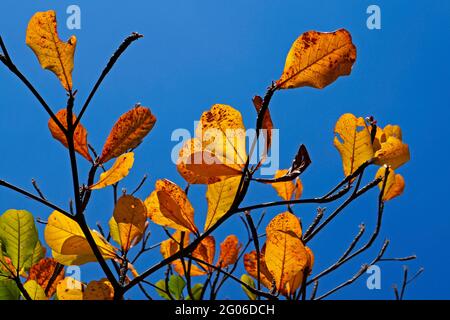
top-left (145, 179), bottom-right (197, 233)
top-left (205, 176), bottom-right (241, 231)
top-left (90, 152), bottom-right (134, 190)
top-left (84, 279), bottom-right (114, 300)
top-left (334, 113), bottom-right (374, 176)
top-left (177, 104), bottom-right (246, 184)
top-left (217, 235), bottom-right (242, 268)
top-left (383, 124), bottom-right (402, 141)
top-left (48, 109), bottom-right (92, 162)
top-left (160, 231), bottom-right (206, 276)
top-left (26, 10), bottom-right (76, 91)
top-left (24, 280), bottom-right (48, 300)
top-left (376, 167), bottom-right (405, 201)
top-left (265, 212), bottom-right (308, 296)
top-left (192, 236), bottom-right (216, 272)
top-left (56, 277), bottom-right (84, 300)
top-left (277, 29), bottom-right (356, 89)
top-left (110, 195), bottom-right (147, 251)
top-left (374, 136), bottom-right (410, 169)
top-left (243, 248), bottom-right (274, 290)
top-left (45, 211), bottom-right (117, 266)
top-left (99, 106), bottom-right (156, 164)
top-left (271, 169), bottom-right (295, 201)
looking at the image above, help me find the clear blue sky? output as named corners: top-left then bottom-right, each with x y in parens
top-left (1, 0), bottom-right (449, 299)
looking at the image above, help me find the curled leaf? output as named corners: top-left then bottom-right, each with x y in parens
top-left (90, 152), bottom-right (134, 190)
top-left (277, 29), bottom-right (356, 89)
top-left (48, 109), bottom-right (92, 162)
top-left (99, 106), bottom-right (156, 164)
top-left (374, 136), bottom-right (410, 169)
top-left (376, 166), bottom-right (405, 201)
top-left (45, 211), bottom-right (117, 265)
top-left (110, 195), bottom-right (147, 251)
top-left (26, 10), bottom-right (76, 91)
top-left (145, 179), bottom-right (197, 233)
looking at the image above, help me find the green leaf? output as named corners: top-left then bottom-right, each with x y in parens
top-left (0, 210), bottom-right (39, 271)
top-left (155, 279), bottom-right (171, 300)
top-left (241, 274), bottom-right (257, 300)
top-left (22, 240), bottom-right (46, 272)
top-left (23, 280), bottom-right (47, 300)
top-left (0, 279), bottom-right (20, 300)
top-left (186, 283), bottom-right (203, 300)
top-left (168, 275), bottom-right (186, 300)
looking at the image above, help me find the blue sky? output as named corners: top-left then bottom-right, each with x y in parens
top-left (1, 0), bottom-right (449, 299)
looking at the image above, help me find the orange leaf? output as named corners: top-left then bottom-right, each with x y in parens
top-left (83, 279), bottom-right (114, 300)
top-left (265, 212), bottom-right (308, 296)
top-left (26, 10), bottom-right (76, 91)
top-left (376, 166), bottom-right (406, 201)
top-left (27, 258), bottom-right (64, 297)
top-left (271, 169), bottom-right (296, 201)
top-left (217, 235), bottom-right (242, 268)
top-left (145, 179), bottom-right (197, 233)
top-left (48, 109), bottom-right (92, 162)
top-left (243, 248), bottom-right (274, 290)
top-left (99, 106), bottom-right (156, 164)
top-left (277, 29), bottom-right (356, 89)
top-left (253, 95), bottom-right (274, 164)
top-left (374, 136), bottom-right (410, 169)
top-left (192, 236), bottom-right (216, 272)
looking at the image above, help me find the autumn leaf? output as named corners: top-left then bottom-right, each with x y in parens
top-left (240, 274), bottom-right (257, 300)
top-left (90, 152), bottom-right (134, 190)
top-left (0, 209), bottom-right (39, 272)
top-left (84, 279), bottom-right (114, 300)
top-left (27, 258), bottom-right (64, 297)
top-left (376, 166), bottom-right (405, 201)
top-left (374, 136), bottom-right (410, 169)
top-left (22, 240), bottom-right (46, 272)
top-left (334, 113), bottom-right (374, 177)
top-left (26, 10), bottom-right (76, 91)
top-left (23, 280), bottom-right (48, 300)
top-left (243, 248), bottom-right (274, 290)
top-left (253, 95), bottom-right (274, 165)
top-left (0, 279), bottom-right (20, 300)
top-left (48, 109), bottom-right (92, 162)
top-left (205, 176), bottom-right (241, 231)
top-left (177, 104), bottom-right (246, 184)
top-left (271, 170), bottom-right (295, 201)
top-left (45, 211), bottom-right (117, 265)
top-left (160, 231), bottom-right (205, 276)
top-left (99, 106), bottom-right (156, 164)
top-left (109, 195), bottom-right (147, 251)
top-left (192, 236), bottom-right (216, 272)
top-left (56, 277), bottom-right (84, 300)
top-left (277, 29), bottom-right (356, 89)
top-left (145, 179), bottom-right (197, 233)
top-left (217, 235), bottom-right (242, 268)
top-left (265, 212), bottom-right (309, 296)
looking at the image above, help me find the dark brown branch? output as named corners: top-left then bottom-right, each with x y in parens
top-left (0, 36), bottom-right (65, 133)
top-left (74, 33), bottom-right (143, 127)
top-left (31, 179), bottom-right (46, 200)
top-left (303, 208), bottom-right (325, 241)
top-left (245, 211), bottom-right (262, 295)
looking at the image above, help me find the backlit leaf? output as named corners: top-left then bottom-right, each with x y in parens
top-left (23, 280), bottom-right (47, 300)
top-left (0, 209), bottom-right (39, 272)
top-left (271, 170), bottom-right (296, 201)
top-left (240, 274), bottom-right (257, 300)
top-left (192, 236), bottom-right (216, 272)
top-left (277, 29), bottom-right (356, 89)
top-left (217, 235), bottom-right (242, 268)
top-left (243, 248), bottom-right (274, 290)
top-left (22, 240), bottom-right (46, 272)
top-left (27, 258), bottom-right (64, 298)
top-left (90, 152), bottom-right (134, 190)
top-left (26, 10), bottom-right (76, 91)
top-left (374, 136), bottom-right (410, 169)
top-left (186, 283), bottom-right (203, 300)
top-left (0, 279), bottom-right (20, 300)
top-left (99, 106), bottom-right (156, 164)
top-left (253, 95), bottom-right (274, 165)
top-left (205, 176), bottom-right (241, 231)
top-left (168, 275), bottom-right (185, 300)
top-left (145, 179), bottom-right (197, 233)
top-left (265, 212), bottom-right (309, 296)
top-left (334, 113), bottom-right (374, 177)
top-left (110, 195), bottom-right (147, 251)
top-left (84, 279), bottom-right (114, 300)
top-left (45, 211), bottom-right (117, 265)
top-left (48, 109), bottom-right (92, 162)
top-left (376, 166), bottom-right (405, 201)
top-left (56, 277), bottom-right (84, 300)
